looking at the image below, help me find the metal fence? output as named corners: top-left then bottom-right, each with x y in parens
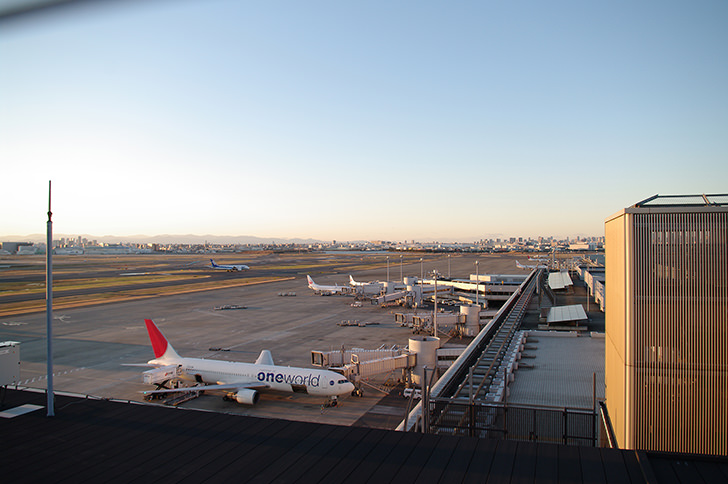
top-left (428, 399), bottom-right (598, 447)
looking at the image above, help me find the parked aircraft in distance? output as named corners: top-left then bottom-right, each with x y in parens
top-left (306, 275), bottom-right (349, 295)
top-left (210, 259), bottom-right (249, 271)
top-left (139, 319), bottom-right (354, 405)
top-left (528, 256), bottom-right (549, 262)
top-left (349, 275), bottom-right (369, 287)
top-left (516, 260), bottom-right (548, 270)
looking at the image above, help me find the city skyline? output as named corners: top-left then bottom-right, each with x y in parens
top-left (2, 2), bottom-right (726, 241)
top-left (2, 231), bottom-right (604, 247)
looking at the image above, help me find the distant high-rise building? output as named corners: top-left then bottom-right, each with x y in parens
top-left (605, 194), bottom-right (727, 455)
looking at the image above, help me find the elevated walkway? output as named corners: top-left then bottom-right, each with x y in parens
top-left (399, 269), bottom-right (542, 432)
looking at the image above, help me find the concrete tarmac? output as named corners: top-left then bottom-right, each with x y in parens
top-left (0, 252), bottom-right (534, 427)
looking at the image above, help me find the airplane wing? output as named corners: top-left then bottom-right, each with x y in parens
top-left (141, 381), bottom-right (269, 396)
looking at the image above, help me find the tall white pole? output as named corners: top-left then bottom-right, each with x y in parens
top-left (433, 270), bottom-right (438, 338)
top-left (46, 181), bottom-right (54, 417)
top-left (475, 260), bottom-right (479, 307)
top-left (386, 256), bottom-right (390, 282)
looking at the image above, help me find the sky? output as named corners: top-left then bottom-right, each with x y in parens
top-left (1, 0), bottom-right (726, 242)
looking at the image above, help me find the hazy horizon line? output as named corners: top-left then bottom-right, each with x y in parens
top-left (1, 231), bottom-right (602, 245)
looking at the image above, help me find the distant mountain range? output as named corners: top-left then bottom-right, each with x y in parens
top-left (1, 234), bottom-right (334, 245)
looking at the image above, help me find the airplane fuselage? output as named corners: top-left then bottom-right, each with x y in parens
top-left (210, 259), bottom-right (249, 271)
top-left (161, 356), bottom-right (351, 397)
top-left (213, 265), bottom-right (248, 271)
top-left (141, 318), bottom-right (355, 405)
top-left (306, 275), bottom-right (348, 295)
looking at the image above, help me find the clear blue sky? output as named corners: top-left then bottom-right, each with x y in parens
top-left (2, 1), bottom-right (726, 241)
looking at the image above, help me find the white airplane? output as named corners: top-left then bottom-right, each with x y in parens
top-left (528, 256), bottom-right (549, 263)
top-left (210, 259), bottom-right (249, 271)
top-left (349, 275), bottom-right (369, 287)
top-left (306, 275), bottom-right (348, 295)
top-left (516, 260), bottom-right (548, 270)
top-left (139, 319), bottom-right (354, 404)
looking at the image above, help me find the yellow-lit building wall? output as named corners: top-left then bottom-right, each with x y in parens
top-left (605, 210), bottom-right (630, 449)
top-left (605, 207), bottom-right (727, 455)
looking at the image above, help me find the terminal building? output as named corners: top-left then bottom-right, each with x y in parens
top-left (0, 241), bottom-right (34, 254)
top-left (604, 194), bottom-right (727, 455)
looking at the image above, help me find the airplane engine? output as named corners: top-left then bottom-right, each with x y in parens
top-left (233, 389), bottom-right (259, 405)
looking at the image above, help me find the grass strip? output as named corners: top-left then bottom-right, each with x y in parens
top-left (0, 277), bottom-right (294, 318)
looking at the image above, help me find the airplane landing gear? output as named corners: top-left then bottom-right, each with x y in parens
top-left (144, 380), bottom-right (172, 401)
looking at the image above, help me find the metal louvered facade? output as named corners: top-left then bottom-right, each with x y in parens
top-left (605, 199), bottom-right (728, 455)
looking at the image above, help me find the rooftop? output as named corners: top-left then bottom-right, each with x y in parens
top-left (2, 388), bottom-right (726, 483)
top-left (633, 193), bottom-right (728, 208)
top-left (508, 332), bottom-right (604, 409)
top-left (606, 193), bottom-right (728, 223)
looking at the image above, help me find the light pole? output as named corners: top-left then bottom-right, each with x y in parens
top-left (386, 256), bottom-right (390, 282)
top-left (399, 255), bottom-right (403, 282)
top-left (420, 258), bottom-right (423, 281)
top-left (46, 181), bottom-right (54, 417)
top-left (433, 269), bottom-right (439, 338)
top-left (475, 260), bottom-right (479, 307)
top-left (447, 254), bottom-right (451, 279)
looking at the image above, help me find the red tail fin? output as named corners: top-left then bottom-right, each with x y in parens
top-left (145, 319), bottom-right (168, 358)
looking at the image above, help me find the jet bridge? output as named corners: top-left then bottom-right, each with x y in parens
top-left (422, 276), bottom-right (525, 302)
top-left (311, 339), bottom-right (468, 396)
top-left (311, 346), bottom-right (415, 391)
top-left (374, 290), bottom-right (410, 306)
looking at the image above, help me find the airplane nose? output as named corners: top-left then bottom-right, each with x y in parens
top-left (345, 382), bottom-right (355, 393)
